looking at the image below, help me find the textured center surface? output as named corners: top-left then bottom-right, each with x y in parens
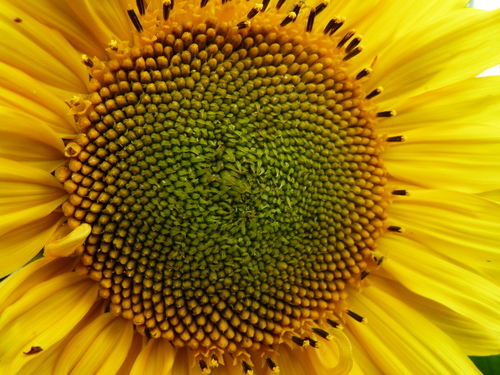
top-left (63, 17), bottom-right (387, 356)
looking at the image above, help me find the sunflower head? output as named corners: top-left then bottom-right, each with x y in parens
top-left (50, 0), bottom-right (391, 370)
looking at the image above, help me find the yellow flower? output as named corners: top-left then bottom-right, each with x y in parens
top-left (1, 0), bottom-right (500, 374)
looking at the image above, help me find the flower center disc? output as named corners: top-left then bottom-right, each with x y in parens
top-left (62, 2), bottom-right (387, 361)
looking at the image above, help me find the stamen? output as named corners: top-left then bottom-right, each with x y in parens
top-left (376, 256), bottom-right (385, 265)
top-left (324, 17), bottom-right (344, 35)
top-left (365, 87), bottom-right (383, 99)
top-left (392, 189), bottom-right (409, 196)
top-left (242, 360), bottom-right (254, 374)
top-left (211, 354), bottom-right (219, 367)
top-left (237, 20), bottom-right (251, 29)
top-left (81, 54), bottom-right (94, 68)
top-left (199, 359), bottom-right (210, 374)
top-left (343, 46), bottom-right (363, 61)
top-left (136, 0), bottom-right (146, 15)
top-left (316, 0), bottom-right (329, 14)
top-left (327, 318), bottom-right (341, 328)
top-left (376, 110), bottom-right (397, 117)
top-left (311, 327), bottom-right (332, 340)
top-left (13, 17), bottom-right (22, 23)
top-left (386, 135), bottom-right (405, 142)
top-left (304, 337), bottom-right (320, 348)
top-left (337, 30), bottom-right (355, 48)
top-left (347, 310), bottom-right (367, 323)
top-left (307, 9), bottom-right (316, 32)
top-left (163, 0), bottom-right (172, 21)
top-left (346, 36), bottom-right (362, 54)
top-left (262, 0), bottom-right (271, 11)
top-left (127, 9), bottom-right (143, 32)
top-left (387, 225), bottom-right (403, 233)
top-left (108, 40), bottom-right (119, 52)
top-left (247, 4), bottom-right (263, 19)
top-left (280, 12), bottom-right (297, 27)
top-left (360, 270), bottom-right (370, 280)
top-left (201, 0), bottom-right (209, 8)
top-left (292, 336), bottom-right (316, 348)
top-left (276, 0), bottom-right (286, 9)
top-left (356, 67), bottom-right (372, 80)
top-left (291, 2), bottom-right (304, 19)
top-left (266, 357), bottom-right (280, 373)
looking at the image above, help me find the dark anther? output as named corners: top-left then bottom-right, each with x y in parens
top-left (387, 135), bottom-right (404, 142)
top-left (247, 7), bottom-right (259, 19)
top-left (276, 0), bottom-right (286, 10)
top-left (292, 336), bottom-right (305, 346)
top-left (280, 14), bottom-right (295, 27)
top-left (201, 0), bottom-right (209, 8)
top-left (316, 1), bottom-right (328, 14)
top-left (237, 20), bottom-right (251, 29)
top-left (387, 226), bottom-right (403, 233)
top-left (346, 36), bottom-right (362, 54)
top-left (127, 9), bottom-right (143, 32)
top-left (311, 327), bottom-right (331, 340)
top-left (360, 270), bottom-right (370, 280)
top-left (163, 0), bottom-right (171, 21)
top-left (199, 360), bottom-right (208, 371)
top-left (386, 135), bottom-right (405, 142)
top-left (392, 189), bottom-right (409, 196)
top-left (376, 110), bottom-right (397, 117)
top-left (136, 0), bottom-right (146, 15)
top-left (327, 318), bottom-right (340, 328)
top-left (376, 256), bottom-right (385, 265)
top-left (324, 17), bottom-right (343, 35)
top-left (343, 46), bottom-right (362, 61)
top-left (366, 87), bottom-right (383, 99)
top-left (347, 310), bottom-right (366, 323)
top-left (307, 9), bottom-right (316, 32)
top-left (13, 17), bottom-right (22, 23)
top-left (356, 67), bottom-right (372, 80)
top-left (262, 0), bottom-right (270, 11)
top-left (24, 346), bottom-right (43, 355)
top-left (337, 30), bottom-right (355, 48)
top-left (242, 360), bottom-right (253, 374)
top-left (266, 357), bottom-right (279, 372)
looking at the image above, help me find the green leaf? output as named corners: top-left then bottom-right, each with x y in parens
top-left (470, 355), bottom-right (500, 375)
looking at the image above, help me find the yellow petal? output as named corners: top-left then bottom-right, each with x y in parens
top-left (116, 333), bottom-right (146, 375)
top-left (388, 190), bottom-right (500, 270)
top-left (0, 257), bottom-right (76, 313)
top-left (45, 223), bottom-right (91, 258)
top-left (0, 159), bottom-right (67, 236)
top-left (380, 234), bottom-right (500, 333)
top-left (378, 76), bottom-right (500, 134)
top-left (0, 106), bottom-right (65, 172)
top-left (54, 313), bottom-right (133, 375)
top-left (374, 276), bottom-right (500, 356)
top-left (383, 124), bottom-right (500, 193)
top-left (5, 0), bottom-right (106, 59)
top-left (368, 8), bottom-right (500, 106)
top-left (0, 63), bottom-right (76, 137)
top-left (347, 284), bottom-right (482, 374)
top-left (129, 338), bottom-right (176, 375)
top-left (0, 273), bottom-right (99, 374)
top-left (0, 212), bottom-right (62, 279)
top-left (0, 2), bottom-right (87, 95)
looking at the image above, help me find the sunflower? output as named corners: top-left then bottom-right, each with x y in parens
top-left (1, 0), bottom-right (500, 373)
